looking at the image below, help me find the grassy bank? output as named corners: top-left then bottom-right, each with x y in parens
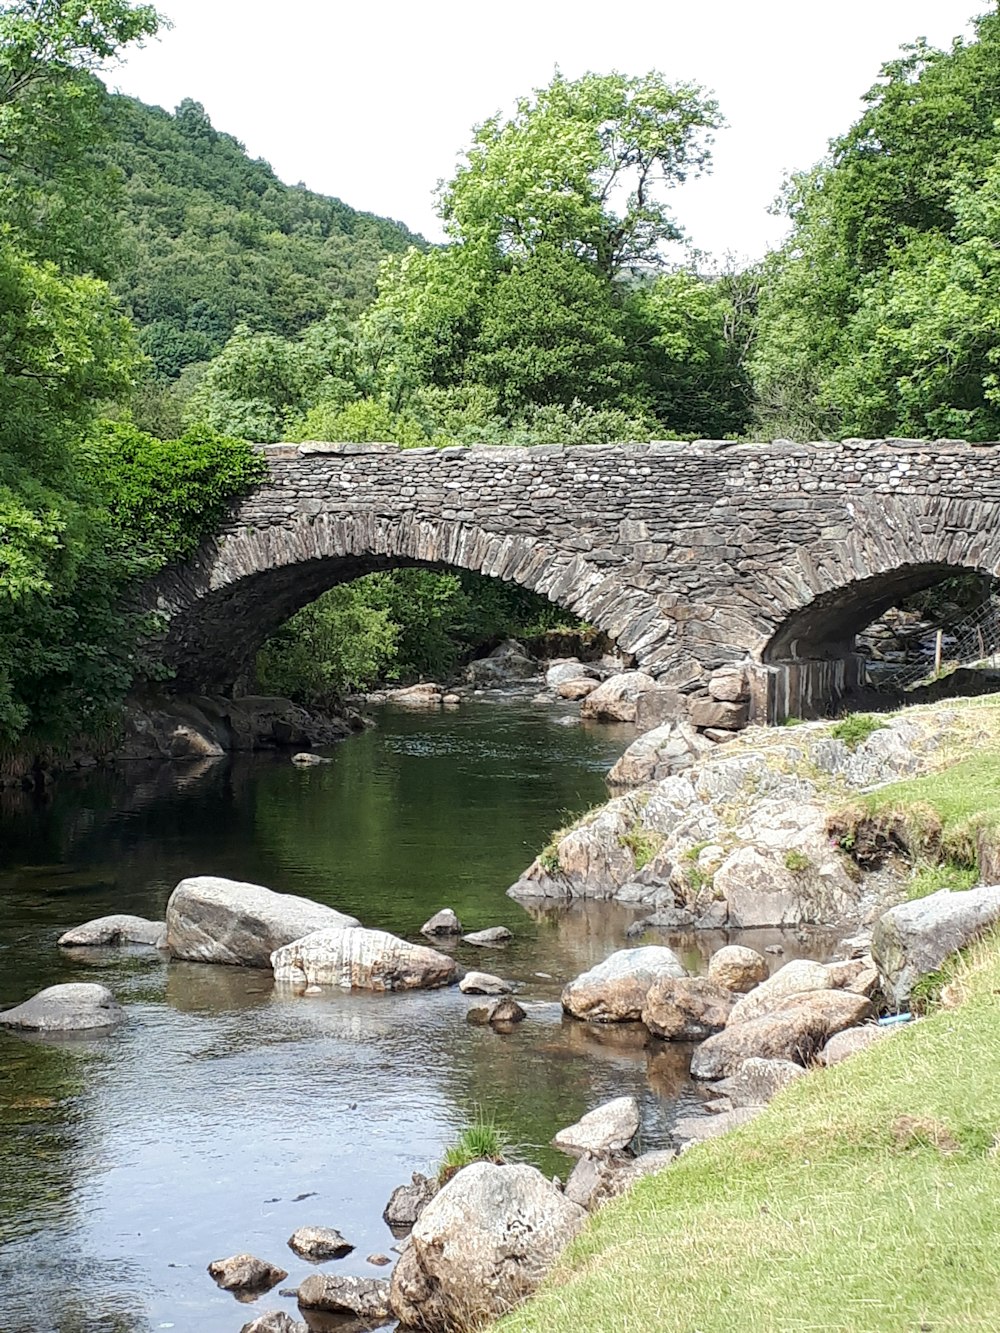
top-left (498, 931), bottom-right (1000, 1332)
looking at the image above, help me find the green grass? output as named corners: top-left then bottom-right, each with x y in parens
top-left (830, 711), bottom-right (888, 749)
top-left (783, 847), bottom-right (812, 873)
top-left (497, 931), bottom-right (1000, 1333)
top-left (439, 1110), bottom-right (508, 1182)
top-left (617, 827), bottom-right (663, 872)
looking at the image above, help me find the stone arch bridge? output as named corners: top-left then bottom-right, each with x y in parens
top-left (149, 437), bottom-right (1000, 720)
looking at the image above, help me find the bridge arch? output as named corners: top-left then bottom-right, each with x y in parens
top-left (148, 512), bottom-right (679, 692)
top-left (757, 494), bottom-right (1000, 666)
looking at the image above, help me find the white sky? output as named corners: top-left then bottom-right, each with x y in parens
top-left (111, 0), bottom-right (987, 263)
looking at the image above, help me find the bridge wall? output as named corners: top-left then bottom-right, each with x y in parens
top-left (148, 438), bottom-right (1000, 705)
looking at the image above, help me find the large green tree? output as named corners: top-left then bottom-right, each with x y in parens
top-left (753, 8), bottom-right (1000, 439)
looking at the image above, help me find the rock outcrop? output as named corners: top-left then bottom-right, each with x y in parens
top-left (165, 876), bottom-right (359, 967)
top-left (271, 926), bottom-right (457, 991)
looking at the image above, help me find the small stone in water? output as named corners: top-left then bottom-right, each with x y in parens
top-left (462, 926), bottom-right (513, 946)
top-left (288, 1226), bottom-right (354, 1261)
top-left (367, 1252), bottom-right (392, 1266)
top-left (303, 985), bottom-right (322, 996)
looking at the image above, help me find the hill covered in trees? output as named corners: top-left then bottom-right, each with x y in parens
top-left (106, 94), bottom-right (426, 380)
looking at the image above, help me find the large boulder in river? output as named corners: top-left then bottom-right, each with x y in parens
top-left (271, 926), bottom-right (457, 991)
top-left (58, 914), bottom-right (166, 949)
top-left (165, 876), bottom-right (359, 968)
top-left (465, 639), bottom-right (539, 686)
top-left (691, 990), bottom-right (873, 1079)
top-left (0, 982), bottom-right (124, 1032)
top-left (872, 885), bottom-right (1000, 1008)
top-left (562, 946), bottom-right (686, 1023)
top-left (641, 976), bottom-right (735, 1040)
top-left (580, 671), bottom-right (658, 723)
top-left (389, 1163), bottom-right (586, 1330)
top-left (546, 659), bottom-right (600, 689)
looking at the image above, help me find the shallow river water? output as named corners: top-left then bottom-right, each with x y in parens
top-left (0, 699), bottom-right (828, 1333)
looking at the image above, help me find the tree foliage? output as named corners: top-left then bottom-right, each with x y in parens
top-left (752, 10), bottom-right (1000, 440)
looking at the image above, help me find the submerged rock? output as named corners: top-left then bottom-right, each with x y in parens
top-left (207, 1253), bottom-right (287, 1294)
top-left (562, 947), bottom-right (686, 1023)
top-left (389, 1162), bottom-right (586, 1331)
top-left (291, 751), bottom-right (330, 766)
top-left (0, 982), bottom-right (124, 1033)
top-left (287, 1226), bottom-right (354, 1261)
top-left (271, 926), bottom-right (457, 991)
top-left (552, 1096), bottom-right (639, 1157)
top-left (57, 915), bottom-right (165, 949)
top-left (165, 875), bottom-right (359, 967)
top-left (297, 1274), bottom-right (391, 1319)
top-left (872, 885), bottom-right (1000, 1007)
top-left (462, 926), bottom-right (513, 946)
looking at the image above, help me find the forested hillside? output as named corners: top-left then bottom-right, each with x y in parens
top-left (107, 95), bottom-right (425, 378)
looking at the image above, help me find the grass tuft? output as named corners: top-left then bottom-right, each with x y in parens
top-left (439, 1109), bottom-right (508, 1183)
top-left (830, 711), bottom-right (887, 749)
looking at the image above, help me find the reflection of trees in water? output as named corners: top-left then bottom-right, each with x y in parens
top-left (0, 1037), bottom-right (87, 1248)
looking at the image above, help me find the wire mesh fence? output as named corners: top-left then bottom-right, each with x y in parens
top-left (868, 596), bottom-right (1000, 692)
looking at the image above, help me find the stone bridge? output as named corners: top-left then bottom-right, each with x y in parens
top-left (149, 437), bottom-right (1000, 719)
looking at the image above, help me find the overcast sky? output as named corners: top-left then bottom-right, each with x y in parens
top-left (112, 0), bottom-right (986, 262)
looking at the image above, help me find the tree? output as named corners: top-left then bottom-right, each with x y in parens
top-left (752, 9), bottom-right (1000, 439)
top-left (0, 0), bottom-right (161, 274)
top-left (441, 70), bottom-right (721, 276)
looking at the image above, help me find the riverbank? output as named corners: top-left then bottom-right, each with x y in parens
top-left (497, 924), bottom-right (1000, 1333)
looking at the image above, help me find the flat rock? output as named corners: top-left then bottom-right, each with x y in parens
top-left (562, 946), bottom-right (686, 1023)
top-left (819, 1024), bottom-right (893, 1065)
top-left (389, 1163), bottom-right (586, 1330)
top-left (287, 1226), bottom-right (354, 1261)
top-left (872, 885), bottom-right (1000, 1007)
top-left (580, 671), bottom-right (658, 723)
top-left (0, 983), bottom-right (124, 1033)
top-left (57, 915), bottom-right (166, 949)
top-left (727, 958), bottom-right (833, 1026)
top-left (165, 875), bottom-right (359, 967)
top-left (421, 908), bottom-right (463, 937)
top-left (271, 926), bottom-right (457, 991)
top-left (707, 945), bottom-right (769, 993)
top-left (673, 1105), bottom-right (762, 1150)
top-left (691, 990), bottom-right (874, 1079)
top-left (552, 1095), bottom-right (639, 1157)
top-left (713, 1057), bottom-right (806, 1107)
top-left (383, 1172), bottom-right (438, 1231)
top-left (297, 1274), bottom-right (391, 1319)
top-left (462, 926), bottom-right (513, 946)
top-left (459, 971), bottom-right (512, 995)
top-left (208, 1253), bottom-right (287, 1293)
top-left (291, 752), bottom-right (330, 766)
top-left (641, 976), bottom-right (735, 1040)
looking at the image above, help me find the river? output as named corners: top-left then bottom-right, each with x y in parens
top-left (0, 697), bottom-right (813, 1333)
